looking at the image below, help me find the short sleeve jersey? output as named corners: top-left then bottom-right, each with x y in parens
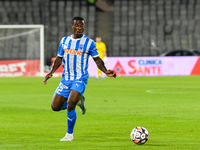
top-left (57, 35), bottom-right (99, 81)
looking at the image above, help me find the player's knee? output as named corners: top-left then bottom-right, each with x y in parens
top-left (67, 102), bottom-right (76, 112)
top-left (51, 104), bottom-right (60, 111)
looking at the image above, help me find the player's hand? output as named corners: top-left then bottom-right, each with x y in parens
top-left (105, 70), bottom-right (117, 78)
top-left (44, 73), bottom-right (53, 84)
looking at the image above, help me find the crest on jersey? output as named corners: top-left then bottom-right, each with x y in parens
top-left (79, 44), bottom-right (83, 50)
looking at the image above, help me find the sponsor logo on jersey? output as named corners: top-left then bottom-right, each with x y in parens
top-left (64, 49), bottom-right (83, 56)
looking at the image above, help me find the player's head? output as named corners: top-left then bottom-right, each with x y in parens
top-left (96, 36), bottom-right (102, 43)
top-left (71, 16), bottom-right (85, 39)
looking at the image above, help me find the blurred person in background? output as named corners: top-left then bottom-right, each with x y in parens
top-left (95, 36), bottom-right (107, 80)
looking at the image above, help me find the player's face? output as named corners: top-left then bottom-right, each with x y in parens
top-left (72, 20), bottom-right (85, 39)
top-left (96, 37), bottom-right (101, 43)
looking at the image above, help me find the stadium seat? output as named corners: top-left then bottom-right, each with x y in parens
top-left (120, 36), bottom-right (128, 56)
top-left (128, 36), bottom-right (135, 55)
top-left (1, 0), bottom-right (200, 61)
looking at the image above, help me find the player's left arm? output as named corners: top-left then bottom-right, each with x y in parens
top-left (90, 40), bottom-right (116, 78)
top-left (93, 56), bottom-right (117, 78)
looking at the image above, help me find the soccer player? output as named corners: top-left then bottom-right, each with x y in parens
top-left (95, 36), bottom-right (107, 80)
top-left (44, 16), bottom-right (117, 141)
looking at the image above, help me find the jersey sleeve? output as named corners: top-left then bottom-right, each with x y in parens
top-left (57, 38), bottom-right (64, 57)
top-left (89, 40), bottom-right (99, 58)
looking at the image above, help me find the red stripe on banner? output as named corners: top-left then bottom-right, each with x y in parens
top-left (191, 57), bottom-right (200, 75)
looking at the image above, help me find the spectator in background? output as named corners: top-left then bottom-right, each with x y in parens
top-left (95, 36), bottom-right (107, 80)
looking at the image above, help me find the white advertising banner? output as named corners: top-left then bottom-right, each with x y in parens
top-left (1, 57), bottom-right (199, 77)
top-left (88, 56), bottom-right (200, 76)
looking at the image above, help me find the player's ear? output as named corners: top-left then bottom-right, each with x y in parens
top-left (71, 25), bottom-right (73, 29)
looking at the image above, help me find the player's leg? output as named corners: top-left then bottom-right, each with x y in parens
top-left (60, 90), bottom-right (81, 141)
top-left (72, 79), bottom-right (88, 114)
top-left (77, 95), bottom-right (86, 114)
top-left (60, 79), bottom-right (88, 141)
top-left (52, 82), bottom-right (70, 111)
top-left (67, 90), bottom-right (81, 131)
top-left (67, 90), bottom-right (81, 111)
top-left (51, 94), bottom-right (67, 111)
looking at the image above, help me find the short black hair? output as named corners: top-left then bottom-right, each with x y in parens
top-left (72, 16), bottom-right (85, 25)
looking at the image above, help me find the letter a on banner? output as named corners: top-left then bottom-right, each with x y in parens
top-left (113, 61), bottom-right (126, 75)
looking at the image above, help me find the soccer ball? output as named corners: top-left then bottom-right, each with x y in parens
top-left (130, 126), bottom-right (149, 145)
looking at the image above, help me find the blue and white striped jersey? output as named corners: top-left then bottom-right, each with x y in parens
top-left (57, 34), bottom-right (99, 81)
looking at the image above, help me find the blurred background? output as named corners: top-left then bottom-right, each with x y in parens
top-left (0, 0), bottom-right (200, 68)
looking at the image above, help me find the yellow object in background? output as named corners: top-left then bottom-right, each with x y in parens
top-left (95, 42), bottom-right (106, 59)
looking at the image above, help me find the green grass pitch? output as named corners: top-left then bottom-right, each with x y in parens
top-left (0, 76), bottom-right (199, 150)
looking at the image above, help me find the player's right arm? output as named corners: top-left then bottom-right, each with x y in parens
top-left (44, 56), bottom-right (62, 84)
top-left (44, 37), bottom-right (65, 84)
